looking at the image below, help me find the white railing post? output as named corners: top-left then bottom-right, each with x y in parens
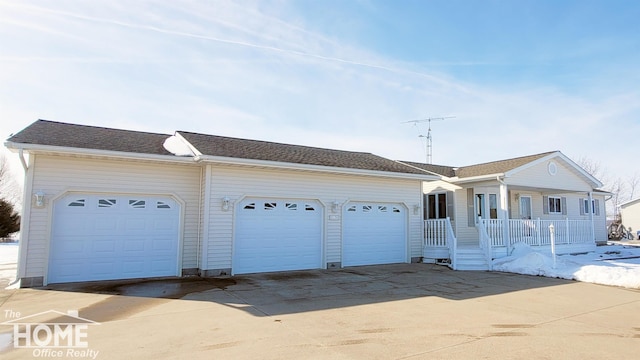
top-left (565, 217), bottom-right (570, 245)
top-left (446, 217), bottom-right (457, 270)
top-left (536, 218), bottom-right (541, 246)
top-left (549, 223), bottom-right (556, 269)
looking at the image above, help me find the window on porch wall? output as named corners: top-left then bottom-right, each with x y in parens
top-left (543, 196), bottom-right (567, 215)
top-left (580, 198), bottom-right (600, 216)
top-left (489, 194), bottom-right (498, 219)
top-left (425, 193), bottom-right (447, 219)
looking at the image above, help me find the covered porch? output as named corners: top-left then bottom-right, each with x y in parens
top-left (423, 217), bottom-right (597, 270)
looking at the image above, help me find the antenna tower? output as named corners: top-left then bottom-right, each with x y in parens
top-left (402, 116), bottom-right (455, 164)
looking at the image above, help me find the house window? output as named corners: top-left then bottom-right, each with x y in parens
top-left (548, 196), bottom-right (562, 214)
top-left (489, 194), bottom-right (498, 219)
top-left (426, 193), bottom-right (447, 220)
top-left (347, 205), bottom-right (357, 212)
top-left (378, 205), bottom-right (388, 212)
top-left (264, 202), bottom-right (277, 211)
top-left (362, 205), bottom-right (372, 213)
top-left (475, 194), bottom-right (485, 220)
top-left (580, 198), bottom-right (600, 215)
top-left (305, 204), bottom-right (315, 211)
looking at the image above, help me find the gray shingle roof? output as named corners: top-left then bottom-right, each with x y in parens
top-left (396, 161), bottom-right (456, 177)
top-left (178, 131), bottom-right (429, 175)
top-left (399, 151), bottom-right (558, 178)
top-left (455, 151), bottom-right (557, 178)
top-left (6, 120), bottom-right (432, 176)
top-left (7, 120), bottom-right (172, 155)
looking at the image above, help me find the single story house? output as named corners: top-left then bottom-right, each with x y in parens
top-left (619, 198), bottom-right (640, 239)
top-left (5, 120), bottom-right (438, 286)
top-left (5, 120), bottom-right (608, 286)
top-left (400, 152), bottom-right (608, 270)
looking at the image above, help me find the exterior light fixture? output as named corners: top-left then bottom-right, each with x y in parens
top-left (331, 201), bottom-right (340, 213)
top-left (34, 191), bottom-right (45, 207)
top-left (222, 197), bottom-right (231, 211)
top-left (413, 204), bottom-right (421, 215)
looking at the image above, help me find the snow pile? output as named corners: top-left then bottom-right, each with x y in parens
top-left (0, 242), bottom-right (19, 288)
top-left (493, 242), bottom-right (640, 289)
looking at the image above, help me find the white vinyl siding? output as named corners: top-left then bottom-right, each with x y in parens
top-left (203, 165), bottom-right (423, 271)
top-left (24, 154), bottom-right (201, 280)
top-left (508, 160), bottom-right (593, 192)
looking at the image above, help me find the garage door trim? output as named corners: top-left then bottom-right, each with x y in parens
top-left (342, 201), bottom-right (409, 267)
top-left (46, 190), bottom-right (185, 285)
top-left (231, 195), bottom-right (326, 275)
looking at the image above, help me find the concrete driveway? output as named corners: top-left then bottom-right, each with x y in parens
top-left (1, 264), bottom-right (639, 359)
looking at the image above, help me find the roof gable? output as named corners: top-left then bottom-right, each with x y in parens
top-left (455, 151), bottom-right (557, 178)
top-left (6, 120), bottom-right (172, 155)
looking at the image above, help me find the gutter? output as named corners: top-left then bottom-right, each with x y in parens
top-left (4, 142), bottom-right (196, 165)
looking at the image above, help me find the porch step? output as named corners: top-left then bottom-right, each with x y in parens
top-left (455, 247), bottom-right (490, 271)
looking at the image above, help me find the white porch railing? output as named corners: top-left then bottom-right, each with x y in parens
top-left (480, 218), bottom-right (594, 248)
top-left (476, 219), bottom-right (493, 271)
top-left (424, 218), bottom-right (457, 270)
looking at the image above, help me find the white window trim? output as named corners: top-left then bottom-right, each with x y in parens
top-left (548, 196), bottom-right (562, 214)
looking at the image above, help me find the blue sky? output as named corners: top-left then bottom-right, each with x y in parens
top-left (1, 0), bottom-right (638, 187)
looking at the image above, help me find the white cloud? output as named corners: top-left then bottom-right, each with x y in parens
top-left (1, 0), bottom-right (638, 193)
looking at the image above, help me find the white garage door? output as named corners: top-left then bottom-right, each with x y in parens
top-left (49, 194), bottom-right (180, 284)
top-left (343, 202), bottom-right (407, 266)
top-left (234, 198), bottom-right (323, 274)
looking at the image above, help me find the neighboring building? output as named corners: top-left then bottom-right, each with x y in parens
top-left (5, 120), bottom-right (437, 287)
top-left (619, 198), bottom-right (640, 239)
top-left (5, 120), bottom-right (609, 286)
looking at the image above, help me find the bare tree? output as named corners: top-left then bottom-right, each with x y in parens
top-left (0, 154), bottom-right (21, 207)
top-left (628, 173), bottom-right (639, 201)
top-left (608, 177), bottom-right (627, 220)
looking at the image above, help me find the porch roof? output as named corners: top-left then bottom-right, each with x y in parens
top-left (399, 151), bottom-right (603, 189)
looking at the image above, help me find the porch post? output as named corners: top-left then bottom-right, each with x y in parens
top-left (499, 181), bottom-right (510, 252)
top-left (588, 191), bottom-right (595, 243)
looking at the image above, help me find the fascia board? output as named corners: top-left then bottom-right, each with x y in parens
top-left (4, 141), bottom-right (196, 164)
top-left (195, 155), bottom-right (440, 181)
top-left (502, 152), bottom-right (559, 177)
top-left (448, 173), bottom-right (505, 184)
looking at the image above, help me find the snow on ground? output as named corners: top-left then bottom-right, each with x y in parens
top-left (0, 242), bottom-right (19, 288)
top-left (493, 242), bottom-right (640, 289)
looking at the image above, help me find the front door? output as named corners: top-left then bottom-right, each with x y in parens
top-left (519, 196), bottom-right (532, 220)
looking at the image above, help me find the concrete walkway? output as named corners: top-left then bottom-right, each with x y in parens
top-left (1, 264), bottom-right (639, 359)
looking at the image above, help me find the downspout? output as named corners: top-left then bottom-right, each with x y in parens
top-left (588, 191), bottom-right (595, 244)
top-left (18, 149), bottom-right (28, 172)
top-left (14, 151), bottom-right (33, 286)
top-left (497, 176), bottom-right (510, 255)
top-left (196, 165), bottom-right (204, 274)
